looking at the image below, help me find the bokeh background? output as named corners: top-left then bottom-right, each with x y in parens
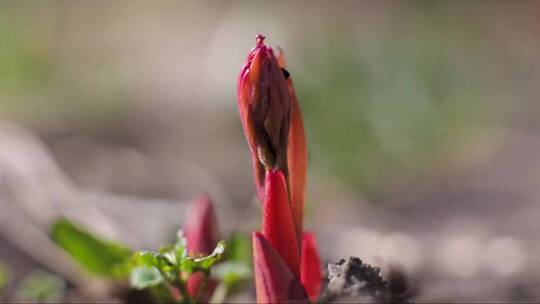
top-left (1, 1), bottom-right (540, 302)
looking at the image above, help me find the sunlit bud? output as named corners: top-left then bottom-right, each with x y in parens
top-left (237, 34), bottom-right (291, 201)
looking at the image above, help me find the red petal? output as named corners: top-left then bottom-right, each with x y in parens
top-left (252, 232), bottom-right (309, 303)
top-left (238, 54), bottom-right (265, 200)
top-left (287, 85), bottom-right (307, 244)
top-left (276, 49), bottom-right (307, 245)
top-left (300, 232), bottom-right (322, 302)
top-left (262, 170), bottom-right (301, 278)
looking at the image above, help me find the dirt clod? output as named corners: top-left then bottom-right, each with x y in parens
top-left (319, 257), bottom-right (412, 303)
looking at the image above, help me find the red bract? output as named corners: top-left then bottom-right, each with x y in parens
top-left (238, 35), bottom-right (322, 303)
top-left (183, 195), bottom-right (220, 299)
top-left (237, 34), bottom-right (291, 201)
top-left (252, 232), bottom-right (309, 303)
top-left (262, 169), bottom-right (300, 278)
top-left (277, 49), bottom-right (308, 245)
top-left (300, 232), bottom-right (322, 302)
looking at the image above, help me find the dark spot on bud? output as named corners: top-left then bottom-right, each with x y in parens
top-left (281, 68), bottom-right (290, 79)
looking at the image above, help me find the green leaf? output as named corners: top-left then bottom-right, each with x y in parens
top-left (155, 230), bottom-right (188, 267)
top-left (130, 266), bottom-right (164, 290)
top-left (133, 251), bottom-right (159, 267)
top-left (181, 241), bottom-right (226, 274)
top-left (160, 250), bottom-right (177, 266)
top-left (50, 219), bottom-right (132, 279)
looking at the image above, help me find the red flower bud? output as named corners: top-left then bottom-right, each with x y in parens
top-left (184, 195), bottom-right (220, 255)
top-left (240, 36), bottom-right (318, 304)
top-left (183, 195), bottom-right (220, 299)
top-left (238, 35), bottom-right (291, 201)
top-left (300, 232), bottom-right (322, 302)
top-left (252, 232), bottom-right (309, 303)
top-left (262, 170), bottom-right (300, 278)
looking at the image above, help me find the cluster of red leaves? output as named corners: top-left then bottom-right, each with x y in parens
top-left (179, 35), bottom-right (321, 304)
top-left (238, 35), bottom-right (322, 303)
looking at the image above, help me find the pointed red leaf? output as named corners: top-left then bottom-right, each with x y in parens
top-left (276, 49), bottom-right (307, 244)
top-left (262, 170), bottom-right (301, 278)
top-left (300, 232), bottom-right (322, 302)
top-left (287, 85), bottom-right (307, 244)
top-left (252, 232), bottom-right (309, 303)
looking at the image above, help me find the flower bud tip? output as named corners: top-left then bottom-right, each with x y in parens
top-left (256, 34), bottom-right (266, 46)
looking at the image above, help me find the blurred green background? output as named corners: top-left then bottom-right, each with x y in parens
top-left (1, 1), bottom-right (540, 302)
top-left (1, 1), bottom-right (536, 199)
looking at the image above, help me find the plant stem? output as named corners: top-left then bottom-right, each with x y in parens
top-left (157, 268), bottom-right (192, 304)
top-left (174, 275), bottom-right (192, 304)
top-left (150, 283), bottom-right (177, 304)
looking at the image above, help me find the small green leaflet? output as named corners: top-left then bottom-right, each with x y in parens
top-left (130, 230), bottom-right (226, 291)
top-left (180, 241), bottom-right (226, 274)
top-left (130, 266), bottom-right (163, 289)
